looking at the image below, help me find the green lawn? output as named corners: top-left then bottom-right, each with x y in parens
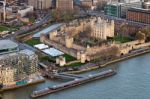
top-left (25, 39), bottom-right (41, 46)
top-left (39, 56), bottom-right (56, 63)
top-left (29, 18), bottom-right (36, 23)
top-left (0, 25), bottom-right (19, 32)
top-left (114, 36), bottom-right (133, 43)
top-left (63, 54), bottom-right (76, 62)
top-left (65, 62), bottom-right (84, 67)
top-left (0, 26), bottom-right (10, 32)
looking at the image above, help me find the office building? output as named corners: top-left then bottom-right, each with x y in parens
top-left (56, 0), bottom-right (74, 12)
top-left (127, 7), bottom-right (150, 24)
top-left (28, 0), bottom-right (52, 10)
top-left (0, 49), bottom-right (39, 86)
top-left (80, 0), bottom-right (93, 8)
top-left (104, 2), bottom-right (142, 17)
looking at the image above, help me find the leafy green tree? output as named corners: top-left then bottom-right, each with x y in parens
top-left (140, 28), bottom-right (150, 38)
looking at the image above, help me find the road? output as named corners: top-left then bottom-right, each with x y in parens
top-left (0, 10), bottom-right (52, 51)
top-left (0, 10), bottom-right (52, 40)
top-left (85, 11), bottom-right (150, 28)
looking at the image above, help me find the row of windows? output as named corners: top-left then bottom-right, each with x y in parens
top-left (0, 47), bottom-right (18, 53)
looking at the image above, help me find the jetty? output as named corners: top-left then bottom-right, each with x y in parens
top-left (53, 73), bottom-right (84, 79)
top-left (30, 69), bottom-right (116, 98)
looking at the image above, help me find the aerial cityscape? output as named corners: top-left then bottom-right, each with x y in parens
top-left (0, 0), bottom-right (149, 99)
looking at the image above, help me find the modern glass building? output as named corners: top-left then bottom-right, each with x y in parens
top-left (104, 2), bottom-right (142, 18)
top-left (104, 4), bottom-right (122, 17)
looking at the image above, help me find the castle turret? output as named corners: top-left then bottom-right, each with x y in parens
top-left (65, 36), bottom-right (74, 48)
top-left (40, 34), bottom-right (46, 43)
top-left (80, 51), bottom-right (86, 63)
top-left (49, 30), bottom-right (57, 40)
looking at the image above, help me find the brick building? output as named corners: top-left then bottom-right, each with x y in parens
top-left (127, 7), bottom-right (150, 24)
top-left (80, 0), bottom-right (93, 8)
top-left (56, 0), bottom-right (74, 12)
top-left (28, 0), bottom-right (52, 10)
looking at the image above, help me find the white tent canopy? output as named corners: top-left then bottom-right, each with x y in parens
top-left (42, 48), bottom-right (64, 57)
top-left (34, 44), bottom-right (49, 50)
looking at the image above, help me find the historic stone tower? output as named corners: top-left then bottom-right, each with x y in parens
top-left (49, 30), bottom-right (57, 40)
top-left (65, 36), bottom-right (74, 48)
top-left (77, 51), bottom-right (86, 63)
top-left (56, 56), bottom-right (66, 66)
top-left (40, 34), bottom-right (47, 43)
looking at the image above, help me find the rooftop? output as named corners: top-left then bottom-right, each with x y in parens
top-left (0, 40), bottom-right (18, 50)
top-left (42, 48), bottom-right (64, 57)
top-left (128, 7), bottom-right (150, 14)
top-left (34, 44), bottom-right (49, 50)
top-left (144, 2), bottom-right (150, 5)
top-left (19, 49), bottom-right (36, 59)
top-left (33, 24), bottom-right (62, 38)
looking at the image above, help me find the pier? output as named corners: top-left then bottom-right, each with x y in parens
top-left (53, 73), bottom-right (84, 79)
top-left (30, 69), bottom-right (116, 98)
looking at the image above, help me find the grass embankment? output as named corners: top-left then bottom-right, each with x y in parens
top-left (65, 62), bottom-right (85, 67)
top-left (25, 39), bottom-right (41, 46)
top-left (25, 39), bottom-right (83, 67)
top-left (63, 54), bottom-right (76, 62)
top-left (39, 56), bottom-right (56, 63)
top-left (0, 26), bottom-right (10, 32)
top-left (0, 25), bottom-right (19, 32)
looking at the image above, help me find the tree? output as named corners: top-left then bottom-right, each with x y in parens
top-left (62, 12), bottom-right (74, 23)
top-left (140, 28), bottom-right (150, 38)
top-left (51, 9), bottom-right (61, 22)
top-left (51, 9), bottom-right (74, 22)
top-left (136, 31), bottom-right (146, 40)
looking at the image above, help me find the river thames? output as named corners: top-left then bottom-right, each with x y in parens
top-left (2, 53), bottom-right (150, 99)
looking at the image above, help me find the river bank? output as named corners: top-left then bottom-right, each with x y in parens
top-left (0, 76), bottom-right (45, 93)
top-left (67, 47), bottom-right (150, 74)
top-left (2, 53), bottom-right (150, 99)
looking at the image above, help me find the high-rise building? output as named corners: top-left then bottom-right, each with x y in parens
top-left (0, 40), bottom-right (39, 86)
top-left (80, 0), bottom-right (93, 8)
top-left (104, 2), bottom-right (142, 18)
top-left (6, 0), bottom-right (13, 3)
top-left (56, 0), bottom-right (74, 12)
top-left (127, 7), bottom-right (150, 24)
top-left (0, 49), bottom-right (39, 86)
top-left (28, 0), bottom-right (52, 10)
